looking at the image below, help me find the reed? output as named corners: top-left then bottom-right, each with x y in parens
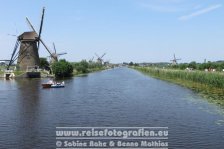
top-left (134, 66), bottom-right (224, 89)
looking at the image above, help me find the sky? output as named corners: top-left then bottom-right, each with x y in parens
top-left (0, 0), bottom-right (224, 63)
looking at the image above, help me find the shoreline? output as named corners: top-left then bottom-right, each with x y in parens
top-left (132, 66), bottom-right (224, 107)
top-left (0, 67), bottom-right (109, 79)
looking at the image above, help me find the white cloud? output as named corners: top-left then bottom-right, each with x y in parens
top-left (179, 4), bottom-right (222, 21)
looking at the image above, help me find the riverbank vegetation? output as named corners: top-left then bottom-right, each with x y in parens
top-left (0, 59), bottom-right (108, 78)
top-left (140, 61), bottom-right (224, 72)
top-left (176, 61), bottom-right (224, 71)
top-left (71, 60), bottom-right (107, 75)
top-left (52, 59), bottom-right (73, 78)
top-left (133, 66), bottom-right (224, 107)
top-left (52, 59), bottom-right (107, 78)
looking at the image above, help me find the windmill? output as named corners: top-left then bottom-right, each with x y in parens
top-left (95, 53), bottom-right (106, 64)
top-left (104, 59), bottom-right (110, 65)
top-left (89, 56), bottom-right (94, 63)
top-left (170, 54), bottom-right (181, 65)
top-left (7, 7), bottom-right (56, 71)
top-left (48, 42), bottom-right (67, 63)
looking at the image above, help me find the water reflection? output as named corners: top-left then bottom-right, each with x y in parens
top-left (15, 79), bottom-right (41, 148)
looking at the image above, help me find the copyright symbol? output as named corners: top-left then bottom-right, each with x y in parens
top-left (56, 141), bottom-right (62, 147)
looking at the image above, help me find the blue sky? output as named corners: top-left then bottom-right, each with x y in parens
top-left (0, 0), bottom-right (224, 63)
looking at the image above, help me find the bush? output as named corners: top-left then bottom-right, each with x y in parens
top-left (52, 59), bottom-right (73, 78)
top-left (188, 61), bottom-right (197, 69)
top-left (73, 60), bottom-right (89, 73)
top-left (129, 62), bottom-right (134, 66)
top-left (39, 57), bottom-right (49, 69)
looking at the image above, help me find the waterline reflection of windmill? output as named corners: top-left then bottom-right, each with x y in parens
top-left (95, 53), bottom-right (106, 64)
top-left (170, 54), bottom-right (181, 65)
top-left (48, 42), bottom-right (67, 63)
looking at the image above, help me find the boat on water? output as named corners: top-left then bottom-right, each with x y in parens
top-left (51, 82), bottom-right (65, 88)
top-left (42, 83), bottom-right (52, 88)
top-left (42, 80), bottom-right (65, 88)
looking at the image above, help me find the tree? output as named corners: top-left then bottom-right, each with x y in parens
top-left (198, 63), bottom-right (207, 70)
top-left (188, 61), bottom-right (197, 69)
top-left (52, 59), bottom-right (73, 78)
top-left (134, 63), bottom-right (139, 66)
top-left (129, 62), bottom-right (134, 66)
top-left (39, 57), bottom-right (49, 69)
top-left (73, 60), bottom-right (89, 73)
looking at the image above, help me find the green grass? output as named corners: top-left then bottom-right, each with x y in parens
top-left (13, 71), bottom-right (26, 76)
top-left (135, 67), bottom-right (224, 88)
top-left (133, 66), bottom-right (224, 107)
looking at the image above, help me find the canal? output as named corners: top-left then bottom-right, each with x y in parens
top-left (0, 67), bottom-right (224, 148)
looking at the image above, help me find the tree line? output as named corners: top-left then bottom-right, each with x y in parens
top-left (171, 61), bottom-right (224, 71)
top-left (39, 58), bottom-right (105, 78)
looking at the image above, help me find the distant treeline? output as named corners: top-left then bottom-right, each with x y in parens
top-left (51, 59), bottom-right (106, 78)
top-left (170, 61), bottom-right (224, 71)
top-left (71, 60), bottom-right (105, 75)
top-left (128, 61), bottom-right (224, 72)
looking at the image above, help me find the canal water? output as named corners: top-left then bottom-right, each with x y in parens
top-left (0, 67), bottom-right (224, 148)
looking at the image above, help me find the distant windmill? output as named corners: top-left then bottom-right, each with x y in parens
top-left (170, 54), bottom-right (181, 65)
top-left (48, 42), bottom-right (67, 63)
top-left (7, 7), bottom-right (56, 71)
top-left (89, 56), bottom-right (94, 63)
top-left (104, 59), bottom-right (110, 65)
top-left (95, 53), bottom-right (106, 64)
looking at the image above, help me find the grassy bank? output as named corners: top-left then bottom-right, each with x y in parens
top-left (73, 67), bottom-right (108, 76)
top-left (133, 66), bottom-right (224, 107)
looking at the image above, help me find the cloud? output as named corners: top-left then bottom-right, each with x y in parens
top-left (179, 4), bottom-right (222, 21)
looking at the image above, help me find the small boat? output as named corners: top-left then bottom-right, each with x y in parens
top-left (51, 82), bottom-right (65, 88)
top-left (42, 80), bottom-right (65, 88)
top-left (42, 83), bottom-right (52, 88)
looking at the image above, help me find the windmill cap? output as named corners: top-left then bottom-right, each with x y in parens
top-left (18, 31), bottom-right (38, 41)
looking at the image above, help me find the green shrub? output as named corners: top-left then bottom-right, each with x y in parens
top-left (52, 59), bottom-right (73, 78)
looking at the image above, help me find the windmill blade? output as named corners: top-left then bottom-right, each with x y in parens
top-left (7, 39), bottom-right (20, 69)
top-left (57, 52), bottom-right (67, 56)
top-left (95, 53), bottom-right (100, 58)
top-left (0, 60), bottom-right (11, 61)
top-left (26, 17), bottom-right (56, 61)
top-left (53, 42), bottom-right (56, 53)
top-left (173, 54), bottom-right (176, 60)
top-left (101, 53), bottom-right (106, 58)
top-left (39, 39), bottom-right (57, 60)
top-left (37, 7), bottom-right (45, 51)
top-left (14, 23), bottom-right (18, 35)
top-left (26, 17), bottom-right (37, 32)
top-left (7, 34), bottom-right (17, 37)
